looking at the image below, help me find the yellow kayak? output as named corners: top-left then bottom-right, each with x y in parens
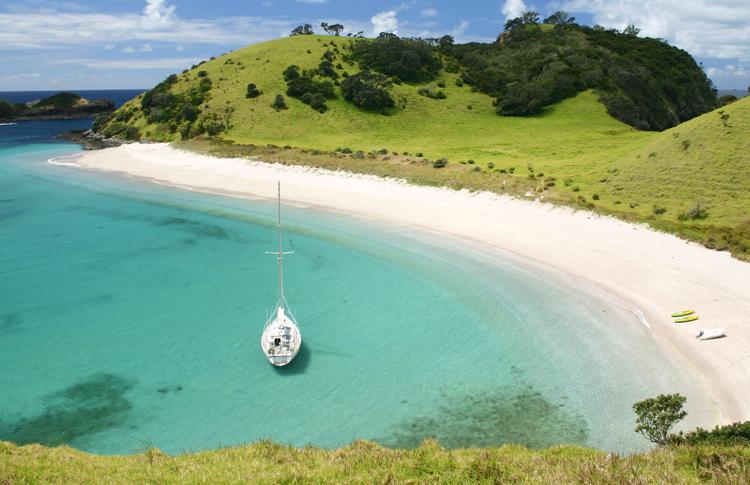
top-left (675, 315), bottom-right (699, 323)
top-left (671, 310), bottom-right (695, 318)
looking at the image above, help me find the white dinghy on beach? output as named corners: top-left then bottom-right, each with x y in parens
top-left (696, 328), bottom-right (726, 341)
top-left (260, 182), bottom-right (302, 366)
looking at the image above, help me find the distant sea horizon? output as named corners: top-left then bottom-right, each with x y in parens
top-left (0, 89), bottom-right (144, 108)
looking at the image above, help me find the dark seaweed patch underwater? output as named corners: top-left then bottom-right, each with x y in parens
top-left (379, 384), bottom-right (588, 449)
top-left (0, 373), bottom-right (135, 447)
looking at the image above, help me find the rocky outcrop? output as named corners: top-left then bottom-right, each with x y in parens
top-left (56, 129), bottom-right (124, 150)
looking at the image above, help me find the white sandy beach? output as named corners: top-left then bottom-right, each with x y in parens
top-left (70, 142), bottom-right (750, 426)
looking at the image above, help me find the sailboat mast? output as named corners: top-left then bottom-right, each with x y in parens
top-left (277, 181), bottom-right (284, 306)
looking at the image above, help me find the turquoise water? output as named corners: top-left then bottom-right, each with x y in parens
top-left (0, 135), bottom-right (699, 454)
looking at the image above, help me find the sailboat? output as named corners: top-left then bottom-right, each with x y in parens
top-left (261, 182), bottom-right (302, 366)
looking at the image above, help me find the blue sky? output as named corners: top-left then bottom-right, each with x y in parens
top-left (0, 0), bottom-right (748, 91)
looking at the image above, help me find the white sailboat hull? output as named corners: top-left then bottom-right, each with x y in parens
top-left (261, 306), bottom-right (301, 366)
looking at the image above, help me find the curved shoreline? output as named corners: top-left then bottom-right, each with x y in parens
top-left (68, 142), bottom-right (750, 427)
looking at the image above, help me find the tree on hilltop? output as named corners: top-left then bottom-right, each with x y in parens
top-left (543, 11), bottom-right (576, 25)
top-left (291, 24), bottom-right (314, 36)
top-left (321, 22), bottom-right (344, 36)
top-left (504, 10), bottom-right (540, 32)
top-left (623, 24), bottom-right (641, 36)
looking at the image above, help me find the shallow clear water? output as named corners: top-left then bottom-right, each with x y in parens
top-left (0, 123), bottom-right (699, 455)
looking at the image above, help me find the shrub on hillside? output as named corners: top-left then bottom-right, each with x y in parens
top-left (285, 72), bottom-right (335, 113)
top-left (92, 113), bottom-right (112, 132)
top-left (351, 33), bottom-right (442, 83)
top-left (340, 71), bottom-right (395, 113)
top-left (272, 95), bottom-right (288, 110)
top-left (433, 158), bottom-right (449, 168)
top-left (671, 421), bottom-right (750, 446)
top-left (180, 103), bottom-right (200, 122)
top-left (246, 83), bottom-right (261, 98)
top-left (678, 202), bottom-right (709, 221)
top-left (317, 60), bottom-right (338, 79)
top-left (123, 126), bottom-right (141, 141)
top-left (418, 86), bottom-right (447, 99)
top-left (300, 92), bottom-right (328, 112)
top-left (283, 65), bottom-right (301, 81)
top-left (719, 94), bottom-right (738, 106)
top-left (199, 78), bottom-right (212, 93)
top-left (497, 83), bottom-right (545, 116)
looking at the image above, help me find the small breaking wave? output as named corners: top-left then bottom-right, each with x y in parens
top-left (48, 154), bottom-right (81, 167)
top-left (0, 122), bottom-right (18, 127)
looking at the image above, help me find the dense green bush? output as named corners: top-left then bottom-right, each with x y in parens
top-left (272, 95), bottom-right (288, 110)
top-left (433, 158), bottom-right (448, 168)
top-left (497, 83), bottom-right (544, 115)
top-left (300, 92), bottom-right (328, 112)
top-left (449, 22), bottom-right (716, 130)
top-left (317, 60), bottom-right (338, 79)
top-left (671, 421), bottom-right (750, 446)
top-left (340, 71), bottom-right (395, 113)
top-left (91, 113), bottom-right (111, 132)
top-left (352, 33), bottom-right (442, 83)
top-left (199, 78), bottom-right (212, 93)
top-left (285, 71), bottom-right (335, 112)
top-left (633, 394), bottom-right (687, 446)
top-left (0, 100), bottom-right (16, 119)
top-left (246, 83), bottom-right (261, 98)
top-left (180, 103), bottom-right (200, 122)
top-left (418, 86), bottom-right (447, 99)
top-left (123, 126), bottom-right (140, 141)
top-left (283, 65), bottom-right (301, 81)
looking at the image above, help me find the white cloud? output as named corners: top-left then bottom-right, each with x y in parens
top-left (141, 0), bottom-right (176, 30)
top-left (61, 57), bottom-right (201, 69)
top-left (0, 72), bottom-right (41, 83)
top-left (371, 10), bottom-right (398, 35)
top-left (707, 64), bottom-right (748, 78)
top-left (421, 8), bottom-right (438, 17)
top-left (0, 11), bottom-right (303, 49)
top-left (452, 20), bottom-right (469, 36)
top-left (121, 46), bottom-right (136, 53)
top-left (502, 0), bottom-right (528, 19)
top-left (141, 43), bottom-right (153, 52)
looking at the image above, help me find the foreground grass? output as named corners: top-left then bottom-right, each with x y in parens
top-left (113, 34), bottom-right (749, 260)
top-left (2, 440), bottom-right (749, 483)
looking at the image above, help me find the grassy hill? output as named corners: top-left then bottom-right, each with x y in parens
top-left (2, 440), bottom-right (750, 483)
top-left (96, 34), bottom-right (749, 260)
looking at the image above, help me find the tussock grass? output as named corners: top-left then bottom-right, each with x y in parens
top-left (2, 440), bottom-right (749, 483)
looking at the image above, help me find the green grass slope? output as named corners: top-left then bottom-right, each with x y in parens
top-left (584, 97), bottom-right (750, 257)
top-left (117, 35), bottom-right (650, 162)
top-left (102, 35), bottom-right (749, 260)
top-left (2, 440), bottom-right (749, 484)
